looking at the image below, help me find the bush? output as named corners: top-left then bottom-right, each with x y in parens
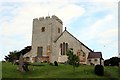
top-left (64, 61), bottom-right (68, 65)
top-left (54, 61), bottom-right (58, 66)
top-left (94, 65), bottom-right (104, 76)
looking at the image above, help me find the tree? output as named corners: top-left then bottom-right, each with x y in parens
top-left (104, 57), bottom-right (120, 66)
top-left (4, 46), bottom-right (31, 63)
top-left (19, 46), bottom-right (31, 55)
top-left (4, 50), bottom-right (20, 62)
top-left (66, 48), bottom-right (79, 72)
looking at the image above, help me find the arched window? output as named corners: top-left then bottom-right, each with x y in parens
top-left (60, 43), bottom-right (62, 55)
top-left (63, 42), bottom-right (65, 55)
top-left (60, 42), bottom-right (68, 55)
top-left (66, 43), bottom-right (68, 53)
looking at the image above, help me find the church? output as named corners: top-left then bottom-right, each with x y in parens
top-left (24, 15), bottom-right (104, 65)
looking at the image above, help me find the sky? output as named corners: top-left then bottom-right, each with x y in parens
top-left (0, 0), bottom-right (119, 61)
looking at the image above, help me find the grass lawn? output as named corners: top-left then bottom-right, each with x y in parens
top-left (2, 62), bottom-right (119, 79)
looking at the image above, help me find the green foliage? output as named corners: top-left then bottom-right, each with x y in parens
top-left (19, 46), bottom-right (31, 55)
top-left (4, 50), bottom-right (20, 62)
top-left (4, 46), bottom-right (31, 62)
top-left (104, 57), bottom-right (120, 66)
top-left (66, 49), bottom-right (79, 72)
top-left (104, 66), bottom-right (119, 78)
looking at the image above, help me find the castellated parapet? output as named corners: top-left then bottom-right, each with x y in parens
top-left (33, 15), bottom-right (63, 24)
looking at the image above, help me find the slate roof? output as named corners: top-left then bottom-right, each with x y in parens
top-left (54, 29), bottom-right (93, 52)
top-left (88, 52), bottom-right (103, 59)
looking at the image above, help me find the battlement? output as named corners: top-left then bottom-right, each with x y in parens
top-left (33, 18), bottom-right (39, 21)
top-left (39, 17), bottom-right (44, 21)
top-left (33, 15), bottom-right (63, 24)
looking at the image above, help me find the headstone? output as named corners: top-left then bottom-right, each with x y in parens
top-left (64, 61), bottom-right (68, 65)
top-left (18, 54), bottom-right (25, 72)
top-left (23, 62), bottom-right (29, 72)
top-left (54, 61), bottom-right (58, 66)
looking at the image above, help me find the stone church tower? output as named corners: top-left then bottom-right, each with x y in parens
top-left (30, 15), bottom-right (63, 62)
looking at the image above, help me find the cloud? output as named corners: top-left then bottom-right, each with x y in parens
top-left (80, 14), bottom-right (117, 46)
top-left (99, 28), bottom-right (117, 39)
top-left (0, 1), bottom-right (85, 60)
top-left (56, 4), bottom-right (85, 25)
top-left (89, 0), bottom-right (119, 2)
top-left (0, 2), bottom-right (85, 39)
top-left (74, 2), bottom-right (118, 59)
top-left (80, 14), bottom-right (116, 41)
top-left (0, 1), bottom-right (118, 60)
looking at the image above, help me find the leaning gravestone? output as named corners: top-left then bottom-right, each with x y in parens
top-left (18, 54), bottom-right (25, 72)
top-left (23, 62), bottom-right (29, 72)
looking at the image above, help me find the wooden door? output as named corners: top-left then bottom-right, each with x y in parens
top-left (37, 47), bottom-right (43, 57)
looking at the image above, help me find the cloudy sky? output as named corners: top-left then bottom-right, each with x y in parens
top-left (0, 0), bottom-right (119, 61)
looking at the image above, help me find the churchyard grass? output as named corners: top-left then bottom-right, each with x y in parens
top-left (2, 62), bottom-right (119, 78)
top-left (104, 66), bottom-right (119, 78)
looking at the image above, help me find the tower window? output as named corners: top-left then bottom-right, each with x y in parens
top-left (58, 28), bottom-right (60, 33)
top-left (41, 27), bottom-right (45, 32)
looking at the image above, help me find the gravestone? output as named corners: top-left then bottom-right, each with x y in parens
top-left (18, 54), bottom-right (25, 72)
top-left (23, 62), bottom-right (29, 72)
top-left (64, 61), bottom-right (68, 65)
top-left (54, 61), bottom-right (58, 66)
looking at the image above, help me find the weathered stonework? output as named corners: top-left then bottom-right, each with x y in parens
top-left (24, 15), bottom-right (103, 65)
